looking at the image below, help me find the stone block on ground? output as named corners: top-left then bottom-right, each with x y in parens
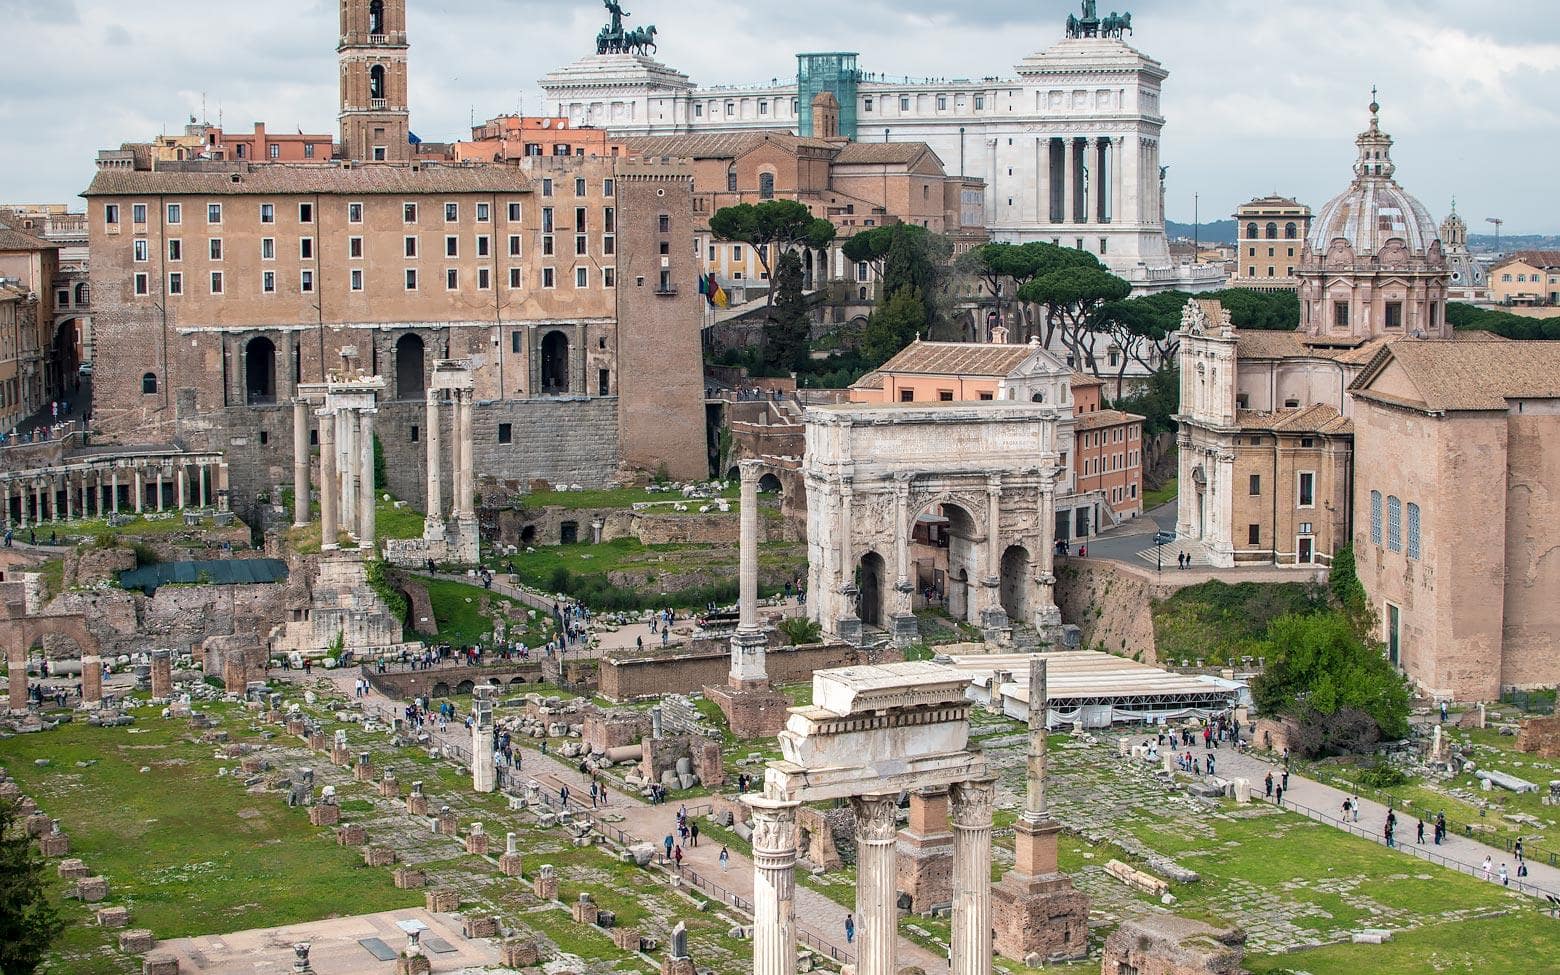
top-left (77, 876), bottom-right (109, 902)
top-left (462, 915), bottom-right (499, 939)
top-left (119, 929), bottom-right (156, 953)
top-left (38, 832), bottom-right (70, 857)
top-left (58, 858), bottom-right (90, 879)
top-left (96, 906), bottom-right (131, 928)
top-left (336, 823), bottom-right (367, 846)
top-left (362, 845), bottom-right (396, 867)
top-left (499, 852), bottom-right (523, 877)
top-left (393, 866), bottom-right (426, 889)
top-left (501, 939), bottom-right (541, 967)
top-left (142, 954), bottom-right (180, 975)
top-left (309, 804), bottom-right (341, 827)
top-left (426, 887), bottom-right (460, 913)
top-left (611, 927), bottom-right (642, 951)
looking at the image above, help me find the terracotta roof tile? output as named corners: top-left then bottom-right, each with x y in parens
top-left (1075, 409), bottom-right (1143, 430)
top-left (0, 221), bottom-right (60, 252)
top-left (877, 340), bottom-right (1034, 377)
top-left (83, 164), bottom-right (534, 197)
top-left (620, 130), bottom-right (835, 159)
top-left (831, 142), bottom-right (933, 166)
top-left (1352, 339), bottom-right (1560, 411)
top-left (1499, 250), bottom-right (1560, 270)
top-left (1235, 403), bottom-right (1352, 435)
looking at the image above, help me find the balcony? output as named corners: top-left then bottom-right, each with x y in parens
top-left (370, 98), bottom-right (389, 110)
top-left (654, 286), bottom-right (678, 296)
top-left (369, 34), bottom-right (387, 44)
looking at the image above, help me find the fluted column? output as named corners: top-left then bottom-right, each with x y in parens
top-left (950, 779), bottom-right (996, 975)
top-left (64, 475), bottom-right (72, 521)
top-left (359, 408), bottom-right (376, 549)
top-left (293, 398), bottom-right (310, 527)
top-left (176, 465), bottom-right (186, 509)
top-left (456, 390), bottom-right (475, 519)
top-left (153, 468), bottom-right (163, 511)
top-left (1062, 137), bottom-right (1076, 224)
top-left (748, 797), bottom-right (800, 975)
top-left (319, 409), bottom-right (338, 550)
top-left (852, 793), bottom-right (899, 975)
top-left (1035, 466), bottom-right (1060, 625)
top-left (425, 389), bottom-right (443, 527)
top-left (197, 464), bottom-right (207, 508)
top-left (339, 409), bottom-right (356, 534)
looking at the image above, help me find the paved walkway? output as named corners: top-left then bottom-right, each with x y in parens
top-left (325, 672), bottom-right (941, 971)
top-left (1132, 734), bottom-right (1560, 900)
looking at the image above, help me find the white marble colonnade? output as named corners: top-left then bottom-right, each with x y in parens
top-left (1, 458), bottom-right (227, 529)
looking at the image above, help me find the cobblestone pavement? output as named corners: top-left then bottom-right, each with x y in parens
top-left (325, 671), bottom-right (941, 972)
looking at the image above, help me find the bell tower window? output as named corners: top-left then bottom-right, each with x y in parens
top-left (368, 0), bottom-right (385, 34)
top-left (369, 65), bottom-right (386, 101)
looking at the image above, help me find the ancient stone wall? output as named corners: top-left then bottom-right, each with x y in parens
top-left (48, 582), bottom-right (289, 656)
top-left (366, 664), bottom-right (545, 701)
top-left (598, 640), bottom-right (882, 702)
top-left (1516, 714), bottom-right (1560, 759)
top-left (1054, 560), bottom-right (1184, 663)
top-left (1099, 915), bottom-right (1246, 975)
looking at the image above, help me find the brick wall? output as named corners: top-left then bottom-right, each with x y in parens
top-left (599, 640), bottom-right (876, 701)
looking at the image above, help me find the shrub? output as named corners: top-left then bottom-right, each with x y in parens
top-left (1252, 612), bottom-right (1410, 747)
top-left (1358, 762), bottom-right (1410, 789)
top-left (777, 617), bottom-right (822, 646)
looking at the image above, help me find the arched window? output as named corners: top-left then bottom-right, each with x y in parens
top-left (1387, 495), bottom-right (1402, 552)
top-left (1031, 391), bottom-right (1045, 403)
top-left (394, 333), bottom-right (425, 400)
top-left (540, 331), bottom-right (570, 394)
top-left (1245, 222), bottom-right (1258, 240)
top-left (1265, 222), bottom-right (1278, 239)
top-left (74, 282), bottom-right (88, 305)
top-left (1406, 503), bottom-right (1420, 560)
top-left (726, 168), bottom-right (737, 193)
top-left (369, 65), bottom-right (387, 101)
top-left (368, 0), bottom-right (385, 34)
top-left (245, 336), bottom-right (277, 405)
top-left (1284, 222), bottom-right (1297, 239)
top-left (141, 372), bottom-right (158, 395)
top-left (1370, 490), bottom-right (1382, 545)
top-left (758, 172), bottom-right (775, 200)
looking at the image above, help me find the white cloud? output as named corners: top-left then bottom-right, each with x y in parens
top-left (0, 0), bottom-right (1555, 233)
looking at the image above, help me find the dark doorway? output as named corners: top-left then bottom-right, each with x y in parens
top-left (395, 333), bottom-right (425, 400)
top-left (857, 552), bottom-right (886, 628)
top-left (561, 520), bottom-right (579, 544)
top-left (245, 337), bottom-right (277, 405)
top-left (999, 545), bottom-right (1031, 624)
top-left (541, 331), bottom-right (570, 393)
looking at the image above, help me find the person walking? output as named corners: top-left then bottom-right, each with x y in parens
top-left (1416, 818), bottom-right (1425, 844)
top-left (673, 844), bottom-right (683, 867)
top-left (1265, 772), bottom-right (1273, 798)
top-left (1352, 796), bottom-right (1361, 823)
top-left (664, 834), bottom-right (675, 861)
top-left (1499, 863), bottom-right (1509, 887)
top-left (1275, 783), bottom-right (1284, 805)
top-left (1482, 855), bottom-right (1493, 882)
top-left (690, 821), bottom-right (700, 848)
top-left (1281, 769), bottom-right (1290, 793)
top-left (719, 846), bottom-right (729, 871)
top-left (1342, 797), bottom-right (1352, 821)
top-left (844, 913), bottom-right (855, 945)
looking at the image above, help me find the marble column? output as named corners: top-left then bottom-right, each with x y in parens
top-left (3, 480), bottom-right (11, 529)
top-left (154, 467), bottom-right (164, 511)
top-left (1112, 137), bottom-right (1125, 224)
top-left (950, 779), bottom-right (996, 975)
top-left (1062, 136), bottom-right (1076, 225)
top-left (319, 409), bottom-right (338, 550)
top-left (747, 797), bottom-right (800, 975)
top-left (1036, 136), bottom-right (1050, 226)
top-left (1079, 137), bottom-right (1093, 225)
top-left (133, 466), bottom-right (143, 513)
top-left (358, 409), bottom-right (376, 549)
top-left (176, 465), bottom-right (186, 509)
top-left (456, 390), bottom-right (475, 520)
top-left (852, 793), bottom-right (899, 975)
top-left (447, 397), bottom-right (464, 521)
top-left (424, 390), bottom-right (443, 530)
top-left (339, 409), bottom-right (355, 534)
top-left (1035, 467), bottom-right (1061, 628)
top-left (471, 689), bottom-right (495, 793)
top-left (738, 463), bottom-right (761, 629)
top-left (197, 464), bottom-right (207, 508)
top-left (109, 470), bottom-right (119, 514)
top-left (985, 475), bottom-right (1002, 588)
top-left (64, 475), bottom-right (72, 521)
top-left (293, 398), bottom-right (311, 527)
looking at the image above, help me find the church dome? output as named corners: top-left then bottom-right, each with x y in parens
top-left (1307, 97), bottom-right (1439, 257)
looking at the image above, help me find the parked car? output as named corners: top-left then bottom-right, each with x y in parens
top-left (78, 362), bottom-right (93, 377)
top-left (1153, 530), bottom-right (1176, 546)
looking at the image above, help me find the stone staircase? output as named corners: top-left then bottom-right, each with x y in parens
top-left (1135, 538), bottom-right (1214, 569)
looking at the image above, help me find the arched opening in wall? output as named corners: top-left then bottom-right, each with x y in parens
top-left (395, 333), bottom-right (426, 400)
top-left (454, 679), bottom-right (474, 695)
top-left (999, 545), bottom-right (1031, 624)
top-left (541, 331), bottom-right (570, 394)
top-left (1265, 222), bottom-right (1278, 239)
top-left (757, 472), bottom-right (783, 495)
top-left (432, 682), bottom-right (451, 697)
top-left (369, 65), bottom-right (387, 101)
top-left (948, 567), bottom-right (970, 622)
top-left (914, 501), bottom-right (979, 625)
top-left (368, 0), bottom-right (385, 33)
top-left (509, 676), bottom-right (529, 687)
top-left (520, 525), bottom-right (536, 547)
top-left (856, 551), bottom-right (886, 628)
top-left (50, 319), bottom-right (79, 399)
top-left (245, 336), bottom-right (277, 405)
top-left (142, 373), bottom-right (158, 395)
top-left (758, 172), bottom-right (776, 200)
top-left (726, 466), bottom-right (741, 483)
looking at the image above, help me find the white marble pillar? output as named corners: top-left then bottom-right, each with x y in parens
top-left (949, 779), bottom-right (995, 975)
top-left (197, 464), bottom-right (207, 508)
top-left (1036, 466), bottom-right (1060, 623)
top-left (78, 475), bottom-right (88, 517)
top-left (852, 793), bottom-right (899, 975)
top-left (456, 390), bottom-right (475, 519)
top-left (339, 409), bottom-right (356, 534)
top-left (176, 465), bottom-right (186, 510)
top-left (64, 475), bottom-right (72, 521)
top-left (472, 690), bottom-right (496, 794)
top-left (1079, 137), bottom-right (1093, 225)
top-left (748, 797), bottom-right (800, 975)
top-left (358, 408), bottom-right (376, 549)
top-left (447, 396), bottom-right (464, 521)
top-left (293, 398), bottom-right (311, 528)
top-left (1112, 137), bottom-right (1125, 224)
top-left (133, 467), bottom-right (143, 513)
top-left (110, 469), bottom-right (119, 514)
top-left (425, 390), bottom-right (443, 528)
top-left (1036, 136), bottom-right (1050, 226)
top-left (738, 463), bottom-right (761, 629)
top-left (1062, 137), bottom-right (1076, 225)
top-left (154, 468), bottom-right (164, 511)
top-left (319, 410), bottom-right (338, 550)
top-left (986, 476), bottom-right (1002, 582)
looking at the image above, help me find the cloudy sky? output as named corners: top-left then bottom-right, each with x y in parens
top-left (3, 0), bottom-right (1557, 233)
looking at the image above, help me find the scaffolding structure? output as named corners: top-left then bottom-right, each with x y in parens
top-left (796, 52), bottom-right (861, 139)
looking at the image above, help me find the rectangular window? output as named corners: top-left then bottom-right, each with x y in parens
top-left (508, 267), bottom-right (522, 288)
top-left (168, 239), bottom-right (182, 261)
top-left (405, 236), bottom-right (418, 258)
top-left (132, 239), bottom-right (149, 263)
top-left (1298, 472), bottom-right (1315, 507)
top-left (476, 202), bottom-right (490, 222)
top-left (1248, 524), bottom-right (1260, 546)
top-left (477, 268), bottom-right (490, 290)
top-left (511, 331), bottom-right (522, 354)
top-left (405, 268), bottom-right (418, 291)
top-left (299, 203), bottom-right (314, 223)
top-left (300, 269), bottom-right (314, 293)
top-left (476, 235), bottom-right (490, 257)
top-left (542, 267), bottom-right (555, 288)
top-left (974, 94), bottom-right (985, 110)
top-left (575, 177), bottom-right (586, 196)
top-left (445, 236), bottom-right (459, 258)
top-left (603, 267), bottom-right (615, 288)
top-left (132, 203), bottom-right (147, 224)
top-left (575, 267), bottom-right (588, 288)
top-left (603, 179), bottom-right (614, 196)
top-left (210, 271), bottom-right (224, 294)
top-left (133, 272), bottom-right (149, 295)
top-left (938, 391), bottom-right (954, 402)
top-left (575, 234), bottom-right (588, 256)
top-left (166, 272), bottom-right (182, 295)
top-left (1387, 495), bottom-right (1402, 552)
top-left (410, 425), bottom-right (419, 443)
top-left (1407, 503), bottom-right (1421, 560)
top-left (541, 178), bottom-right (553, 197)
top-left (261, 270), bottom-right (276, 293)
top-left (104, 203), bottom-right (120, 225)
top-left (1249, 474), bottom-right (1261, 496)
top-left (604, 207), bottom-right (615, 233)
top-left (658, 213), bottom-right (671, 233)
top-left (260, 203), bottom-right (275, 224)
top-left (542, 207), bottom-right (554, 233)
top-left (508, 235), bottom-right (521, 257)
top-left (403, 202), bottom-right (418, 223)
top-left (166, 203), bottom-right (182, 224)
top-left (445, 203), bottom-right (459, 222)
top-left (348, 202), bottom-right (364, 223)
top-left (446, 268), bottom-right (458, 290)
top-left (542, 235), bottom-right (554, 256)
top-left (733, 245), bottom-right (744, 262)
top-left (261, 238), bottom-right (275, 260)
top-left (350, 268), bottom-right (364, 291)
top-left (300, 237), bottom-right (314, 259)
top-left (1333, 301), bottom-right (1349, 327)
top-left (498, 423), bottom-right (513, 444)
top-left (900, 95), bottom-right (910, 110)
top-left (1370, 490), bottom-right (1382, 545)
top-left (349, 236), bottom-right (364, 259)
top-left (507, 202), bottom-right (521, 221)
top-left (575, 207), bottom-right (587, 231)
top-left (1384, 301), bottom-right (1403, 328)
top-left (603, 235), bottom-right (615, 256)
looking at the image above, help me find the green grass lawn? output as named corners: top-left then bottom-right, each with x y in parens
top-left (1142, 477), bottom-right (1178, 510)
top-left (406, 574), bottom-right (555, 646)
top-left (0, 701), bottom-right (420, 974)
top-left (514, 484), bottom-right (740, 511)
top-left (1245, 910), bottom-right (1559, 975)
top-left (375, 495), bottom-right (427, 541)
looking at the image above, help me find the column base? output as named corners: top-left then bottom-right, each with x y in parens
top-left (448, 518), bottom-right (480, 565)
top-left (890, 613), bottom-right (919, 648)
top-left (705, 679), bottom-right (789, 739)
top-left (991, 869), bottom-right (1090, 964)
top-left (835, 615), bottom-right (863, 647)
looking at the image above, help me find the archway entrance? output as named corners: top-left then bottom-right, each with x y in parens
top-left (245, 337), bottom-right (277, 405)
top-left (999, 545), bottom-right (1031, 624)
top-left (395, 334), bottom-right (425, 400)
top-left (949, 568), bottom-right (969, 621)
top-left (923, 502), bottom-right (980, 626)
top-left (541, 331), bottom-right (570, 394)
top-left (856, 551), bottom-right (886, 628)
top-left (50, 319), bottom-right (80, 400)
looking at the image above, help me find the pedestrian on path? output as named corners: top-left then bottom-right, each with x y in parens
top-left (1352, 796), bottom-right (1360, 823)
top-left (1500, 863), bottom-right (1509, 886)
top-left (690, 821), bottom-right (700, 847)
top-left (1265, 772), bottom-right (1273, 798)
top-left (1482, 856), bottom-right (1492, 882)
top-left (1417, 819), bottom-right (1425, 844)
top-left (1281, 769), bottom-right (1290, 792)
top-left (1275, 783), bottom-right (1284, 805)
top-left (664, 834), bottom-right (675, 860)
top-left (844, 913), bottom-right (855, 945)
top-left (673, 844), bottom-right (683, 867)
top-left (719, 846), bottom-right (729, 871)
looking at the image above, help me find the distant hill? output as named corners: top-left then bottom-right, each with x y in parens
top-left (1166, 219), bottom-right (1235, 244)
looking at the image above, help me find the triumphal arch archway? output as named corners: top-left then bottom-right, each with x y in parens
top-left (803, 402), bottom-right (1065, 647)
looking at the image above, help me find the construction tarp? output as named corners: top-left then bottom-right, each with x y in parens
top-left (119, 558), bottom-right (289, 595)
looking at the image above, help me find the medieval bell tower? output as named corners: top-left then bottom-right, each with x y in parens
top-left (339, 0), bottom-right (411, 162)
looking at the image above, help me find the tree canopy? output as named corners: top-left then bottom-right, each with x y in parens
top-left (708, 200), bottom-right (835, 306)
top-left (860, 288), bottom-right (928, 367)
top-left (0, 801), bottom-right (65, 975)
top-left (766, 251), bottom-right (810, 372)
top-left (1251, 612), bottom-right (1411, 744)
top-left (1018, 265), bottom-right (1132, 380)
top-left (1448, 301), bottom-right (1560, 340)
